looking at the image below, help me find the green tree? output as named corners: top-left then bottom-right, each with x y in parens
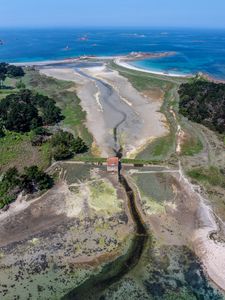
top-left (0, 72), bottom-right (6, 88)
top-left (0, 167), bottom-right (21, 208)
top-left (179, 79), bottom-right (225, 133)
top-left (7, 65), bottom-right (24, 78)
top-left (0, 89), bottom-right (63, 133)
top-left (51, 130), bottom-right (74, 147)
top-left (72, 136), bottom-right (88, 154)
top-left (3, 167), bottom-right (21, 187)
top-left (52, 144), bottom-right (73, 160)
top-left (20, 166), bottom-right (53, 193)
top-left (34, 94), bottom-right (63, 125)
top-left (0, 118), bottom-right (5, 137)
top-left (0, 63), bottom-right (24, 88)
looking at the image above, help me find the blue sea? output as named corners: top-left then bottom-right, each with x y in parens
top-left (1, 28), bottom-right (225, 79)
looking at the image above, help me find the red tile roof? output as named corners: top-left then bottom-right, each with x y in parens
top-left (107, 157), bottom-right (119, 166)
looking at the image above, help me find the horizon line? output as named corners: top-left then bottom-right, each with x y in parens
top-left (1, 25), bottom-right (225, 30)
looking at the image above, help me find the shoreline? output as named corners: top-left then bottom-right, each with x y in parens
top-left (12, 51), bottom-right (192, 79)
top-left (13, 56), bottom-right (191, 79)
top-left (114, 57), bottom-right (191, 78)
top-left (8, 51), bottom-right (225, 82)
top-left (12, 53), bottom-right (225, 82)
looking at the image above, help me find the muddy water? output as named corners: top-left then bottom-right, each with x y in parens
top-left (61, 175), bottom-right (148, 300)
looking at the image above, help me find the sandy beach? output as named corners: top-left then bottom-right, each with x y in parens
top-left (13, 51), bottom-right (192, 79)
top-left (114, 57), bottom-right (191, 78)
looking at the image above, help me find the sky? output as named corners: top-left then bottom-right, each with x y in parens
top-left (0, 0), bottom-right (225, 29)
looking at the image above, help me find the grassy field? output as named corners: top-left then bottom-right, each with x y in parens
top-left (0, 79), bottom-right (52, 173)
top-left (188, 166), bottom-right (225, 189)
top-left (181, 134), bottom-right (203, 156)
top-left (0, 131), bottom-right (51, 173)
top-left (0, 69), bottom-right (94, 174)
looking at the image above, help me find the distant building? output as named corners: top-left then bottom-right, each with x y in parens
top-left (107, 157), bottom-right (119, 173)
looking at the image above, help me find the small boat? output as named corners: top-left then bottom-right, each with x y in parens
top-left (0, 39), bottom-right (4, 45)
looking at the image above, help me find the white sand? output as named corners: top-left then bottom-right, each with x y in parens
top-left (114, 58), bottom-right (191, 78)
top-left (192, 203), bottom-right (225, 291)
top-left (179, 164), bottom-right (225, 292)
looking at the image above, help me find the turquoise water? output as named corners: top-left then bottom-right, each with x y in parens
top-left (1, 28), bottom-right (225, 79)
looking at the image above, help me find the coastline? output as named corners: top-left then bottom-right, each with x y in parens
top-left (12, 51), bottom-right (192, 79)
top-left (114, 57), bottom-right (191, 78)
top-left (13, 55), bottom-right (225, 82)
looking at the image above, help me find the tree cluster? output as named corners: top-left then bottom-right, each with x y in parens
top-left (179, 78), bottom-right (225, 134)
top-left (0, 166), bottom-right (53, 209)
top-left (0, 62), bottom-right (24, 87)
top-left (51, 130), bottom-right (88, 160)
top-left (0, 89), bottom-right (63, 133)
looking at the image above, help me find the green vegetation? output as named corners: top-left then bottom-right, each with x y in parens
top-left (0, 89), bottom-right (63, 133)
top-left (89, 179), bottom-right (122, 213)
top-left (0, 167), bottom-right (21, 208)
top-left (23, 69), bottom-right (93, 146)
top-left (181, 134), bottom-right (203, 156)
top-left (0, 62), bottom-right (24, 88)
top-left (0, 131), bottom-right (30, 168)
top-left (0, 67), bottom-right (93, 174)
top-left (0, 130), bottom-right (52, 173)
top-left (51, 130), bottom-right (88, 161)
top-left (30, 127), bottom-right (50, 146)
top-left (111, 62), bottom-right (185, 90)
top-left (188, 166), bottom-right (225, 188)
top-left (0, 166), bottom-right (53, 209)
top-left (179, 77), bottom-right (225, 134)
top-left (137, 134), bottom-right (174, 161)
top-left (20, 165), bottom-right (53, 194)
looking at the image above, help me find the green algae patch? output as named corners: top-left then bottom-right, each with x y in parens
top-left (89, 179), bottom-right (122, 214)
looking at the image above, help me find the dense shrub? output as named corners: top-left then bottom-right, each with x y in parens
top-left (0, 166), bottom-right (53, 209)
top-left (0, 89), bottom-right (63, 133)
top-left (179, 78), bottom-right (225, 133)
top-left (20, 166), bottom-right (53, 193)
top-left (0, 62), bottom-right (24, 88)
top-left (50, 130), bottom-right (88, 160)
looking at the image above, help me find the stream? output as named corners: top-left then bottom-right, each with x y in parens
top-left (74, 67), bottom-right (127, 153)
top-left (61, 174), bottom-right (148, 300)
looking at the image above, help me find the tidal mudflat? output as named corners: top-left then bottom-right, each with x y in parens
top-left (40, 62), bottom-right (168, 158)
